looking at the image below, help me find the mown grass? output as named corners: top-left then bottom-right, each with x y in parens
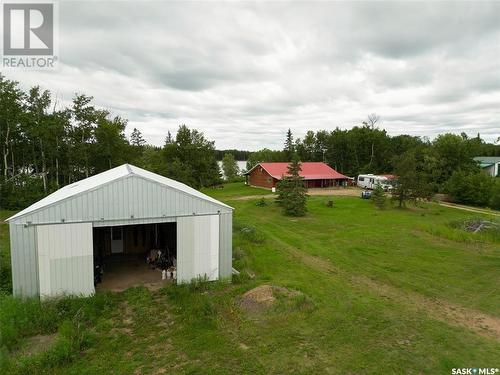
top-left (1, 188), bottom-right (499, 373)
top-left (236, 197), bottom-right (500, 316)
top-left (201, 182), bottom-right (271, 200)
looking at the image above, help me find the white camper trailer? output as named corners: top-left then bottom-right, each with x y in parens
top-left (357, 174), bottom-right (393, 191)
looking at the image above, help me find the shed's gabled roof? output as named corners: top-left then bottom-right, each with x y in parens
top-left (473, 156), bottom-right (500, 164)
top-left (7, 164), bottom-right (232, 221)
top-left (246, 162), bottom-right (349, 180)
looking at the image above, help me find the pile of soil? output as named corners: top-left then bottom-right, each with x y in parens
top-left (239, 285), bottom-right (303, 314)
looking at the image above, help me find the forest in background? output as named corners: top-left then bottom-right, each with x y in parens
top-left (1, 75), bottom-right (499, 210)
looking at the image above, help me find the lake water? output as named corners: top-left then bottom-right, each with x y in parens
top-left (217, 160), bottom-right (247, 177)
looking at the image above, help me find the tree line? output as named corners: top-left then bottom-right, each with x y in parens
top-left (0, 75), bottom-right (221, 209)
top-left (1, 75), bottom-right (499, 210)
top-left (247, 118), bottom-right (500, 209)
top-left (215, 149), bottom-right (251, 161)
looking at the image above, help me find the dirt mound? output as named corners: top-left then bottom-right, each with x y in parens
top-left (239, 285), bottom-right (303, 314)
top-left (240, 285), bottom-right (275, 310)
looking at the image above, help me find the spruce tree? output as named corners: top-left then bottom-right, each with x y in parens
top-left (130, 128), bottom-right (146, 147)
top-left (276, 154), bottom-right (308, 216)
top-left (284, 128), bottom-right (294, 161)
top-left (372, 184), bottom-right (387, 209)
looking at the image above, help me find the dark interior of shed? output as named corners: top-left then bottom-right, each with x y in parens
top-left (92, 223), bottom-right (177, 291)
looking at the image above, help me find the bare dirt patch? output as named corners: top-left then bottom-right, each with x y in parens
top-left (240, 285), bottom-right (275, 313)
top-left (111, 327), bottom-right (134, 336)
top-left (229, 188), bottom-right (362, 201)
top-left (437, 202), bottom-right (500, 217)
top-left (19, 333), bottom-right (57, 356)
top-left (230, 194), bottom-right (274, 201)
top-left (239, 285), bottom-right (303, 314)
top-left (283, 245), bottom-right (500, 341)
top-left (121, 301), bottom-right (134, 326)
top-left (308, 188), bottom-right (362, 197)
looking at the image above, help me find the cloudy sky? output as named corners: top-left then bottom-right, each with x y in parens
top-left (7, 1), bottom-right (500, 150)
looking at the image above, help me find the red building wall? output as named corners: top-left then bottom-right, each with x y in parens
top-left (248, 166), bottom-right (277, 188)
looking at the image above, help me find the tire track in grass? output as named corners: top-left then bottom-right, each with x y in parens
top-left (436, 202), bottom-right (500, 217)
top-left (262, 228), bottom-right (500, 341)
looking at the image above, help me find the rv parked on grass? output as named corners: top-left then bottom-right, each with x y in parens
top-left (357, 174), bottom-right (393, 191)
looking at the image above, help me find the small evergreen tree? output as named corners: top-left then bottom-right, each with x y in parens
top-left (391, 151), bottom-right (432, 207)
top-left (130, 127), bottom-right (146, 147)
top-left (222, 153), bottom-right (239, 182)
top-left (372, 184), bottom-right (387, 209)
top-left (284, 128), bottom-right (295, 161)
top-left (276, 154), bottom-right (308, 216)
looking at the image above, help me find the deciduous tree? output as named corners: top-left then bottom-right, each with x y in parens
top-left (222, 153), bottom-right (239, 182)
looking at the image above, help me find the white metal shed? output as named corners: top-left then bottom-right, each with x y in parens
top-left (7, 164), bottom-right (233, 298)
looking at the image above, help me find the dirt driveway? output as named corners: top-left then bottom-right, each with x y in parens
top-left (436, 202), bottom-right (500, 217)
top-left (230, 188), bottom-right (362, 201)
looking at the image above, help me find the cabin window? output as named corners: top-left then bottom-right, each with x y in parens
top-left (358, 177), bottom-right (364, 181)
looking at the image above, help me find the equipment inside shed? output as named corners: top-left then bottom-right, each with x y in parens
top-left (92, 223), bottom-right (177, 291)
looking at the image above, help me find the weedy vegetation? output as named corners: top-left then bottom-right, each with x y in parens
top-left (0, 186), bottom-right (499, 374)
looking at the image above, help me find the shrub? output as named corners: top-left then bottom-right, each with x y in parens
top-left (0, 255), bottom-right (12, 295)
top-left (255, 198), bottom-right (267, 207)
top-left (490, 179), bottom-right (500, 210)
top-left (371, 184), bottom-right (387, 209)
top-left (239, 226), bottom-right (266, 244)
top-left (445, 170), bottom-right (495, 207)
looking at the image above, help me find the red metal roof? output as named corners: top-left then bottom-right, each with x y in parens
top-left (380, 174), bottom-right (396, 180)
top-left (257, 162), bottom-right (349, 180)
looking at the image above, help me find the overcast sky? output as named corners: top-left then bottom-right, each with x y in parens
top-left (7, 1), bottom-right (500, 150)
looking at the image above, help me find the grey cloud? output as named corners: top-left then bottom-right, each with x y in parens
top-left (5, 1), bottom-right (499, 149)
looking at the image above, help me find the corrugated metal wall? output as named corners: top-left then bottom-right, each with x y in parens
top-left (37, 223), bottom-right (94, 298)
top-left (177, 215), bottom-right (219, 283)
top-left (219, 212), bottom-right (233, 280)
top-left (9, 174), bottom-right (233, 297)
top-left (9, 224), bottom-right (38, 297)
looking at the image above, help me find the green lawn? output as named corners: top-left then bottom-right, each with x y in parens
top-left (1, 191), bottom-right (499, 374)
top-left (201, 182), bottom-right (272, 200)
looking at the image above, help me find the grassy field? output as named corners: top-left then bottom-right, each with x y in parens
top-left (201, 182), bottom-right (271, 200)
top-left (1, 184), bottom-right (499, 374)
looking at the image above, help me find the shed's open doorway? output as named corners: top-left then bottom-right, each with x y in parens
top-left (93, 223), bottom-right (177, 291)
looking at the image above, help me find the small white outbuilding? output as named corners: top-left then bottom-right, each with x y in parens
top-left (7, 164), bottom-right (233, 298)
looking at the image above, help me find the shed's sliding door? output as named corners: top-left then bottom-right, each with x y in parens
top-left (177, 215), bottom-right (219, 283)
top-left (37, 223), bottom-right (94, 298)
